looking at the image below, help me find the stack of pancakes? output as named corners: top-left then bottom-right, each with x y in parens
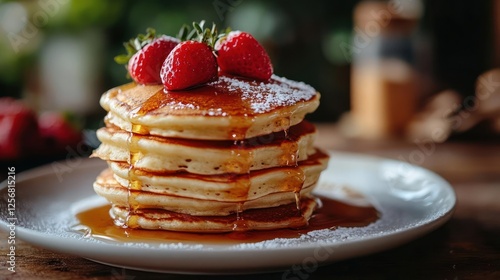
top-left (92, 75), bottom-right (329, 232)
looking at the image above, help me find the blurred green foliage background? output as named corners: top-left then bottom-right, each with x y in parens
top-left (0, 0), bottom-right (495, 124)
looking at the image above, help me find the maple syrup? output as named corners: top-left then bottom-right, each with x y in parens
top-left (74, 195), bottom-right (379, 244)
top-left (134, 89), bottom-right (169, 116)
top-left (106, 121), bottom-right (315, 152)
top-left (105, 77), bottom-right (318, 137)
top-left (124, 130), bottom-right (141, 228)
top-left (122, 89), bottom-right (166, 228)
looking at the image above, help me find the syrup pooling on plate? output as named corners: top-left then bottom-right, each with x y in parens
top-left (74, 195), bottom-right (379, 243)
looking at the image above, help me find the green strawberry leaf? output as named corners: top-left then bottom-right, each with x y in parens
top-left (114, 28), bottom-right (157, 65)
top-left (176, 21), bottom-right (230, 49)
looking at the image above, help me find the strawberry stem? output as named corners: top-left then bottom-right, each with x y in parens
top-left (114, 28), bottom-right (157, 65)
top-left (176, 21), bottom-right (231, 50)
top-left (114, 22), bottom-right (231, 70)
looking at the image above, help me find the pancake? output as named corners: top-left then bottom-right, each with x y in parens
top-left (92, 72), bottom-right (328, 232)
top-left (93, 121), bottom-right (317, 174)
top-left (94, 170), bottom-right (317, 216)
top-left (101, 75), bottom-right (320, 140)
top-left (110, 197), bottom-right (317, 232)
top-left (107, 149), bottom-right (329, 202)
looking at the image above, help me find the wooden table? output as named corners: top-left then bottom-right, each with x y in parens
top-left (1, 124), bottom-right (499, 279)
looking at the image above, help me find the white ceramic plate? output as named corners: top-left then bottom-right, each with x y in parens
top-left (0, 152), bottom-right (455, 274)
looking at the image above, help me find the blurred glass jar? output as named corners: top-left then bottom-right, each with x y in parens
top-left (350, 0), bottom-right (423, 139)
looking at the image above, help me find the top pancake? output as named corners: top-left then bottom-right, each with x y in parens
top-left (101, 75), bottom-right (320, 140)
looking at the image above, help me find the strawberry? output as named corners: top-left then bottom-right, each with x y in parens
top-left (38, 112), bottom-right (82, 154)
top-left (127, 35), bottom-right (179, 84)
top-left (215, 31), bottom-right (273, 80)
top-left (115, 28), bottom-right (179, 85)
top-left (161, 41), bottom-right (218, 90)
top-left (0, 98), bottom-right (40, 160)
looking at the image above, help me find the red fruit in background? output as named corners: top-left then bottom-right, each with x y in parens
top-left (0, 98), bottom-right (40, 160)
top-left (38, 112), bottom-right (82, 154)
top-left (128, 35), bottom-right (180, 84)
top-left (215, 31), bottom-right (273, 80)
top-left (161, 41), bottom-right (218, 90)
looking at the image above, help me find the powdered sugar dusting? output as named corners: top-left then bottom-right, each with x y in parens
top-left (211, 75), bottom-right (317, 114)
top-left (228, 222), bottom-right (386, 250)
top-left (164, 100), bottom-right (199, 111)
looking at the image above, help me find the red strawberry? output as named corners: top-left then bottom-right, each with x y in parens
top-left (215, 31), bottom-right (273, 80)
top-left (128, 35), bottom-right (179, 84)
top-left (0, 98), bottom-right (40, 160)
top-left (161, 41), bottom-right (218, 90)
top-left (38, 112), bottom-right (82, 154)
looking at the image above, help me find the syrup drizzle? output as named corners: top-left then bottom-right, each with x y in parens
top-left (123, 89), bottom-right (164, 228)
top-left (133, 89), bottom-right (169, 116)
top-left (124, 127), bottom-right (144, 228)
top-left (280, 115), bottom-right (305, 214)
top-left (228, 128), bottom-right (253, 230)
